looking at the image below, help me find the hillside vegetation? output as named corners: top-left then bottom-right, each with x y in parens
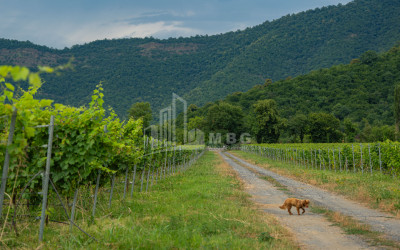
top-left (0, 0), bottom-right (399, 118)
top-left (224, 46), bottom-right (400, 124)
top-left (182, 44), bottom-right (400, 143)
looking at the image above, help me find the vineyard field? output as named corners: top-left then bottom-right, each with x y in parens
top-left (0, 65), bottom-right (205, 244)
top-left (242, 142), bottom-right (400, 176)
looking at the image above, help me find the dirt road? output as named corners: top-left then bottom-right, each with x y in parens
top-left (224, 152), bottom-right (400, 242)
top-left (219, 151), bottom-right (400, 249)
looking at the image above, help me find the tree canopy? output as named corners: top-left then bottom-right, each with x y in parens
top-left (128, 102), bottom-right (152, 130)
top-left (204, 102), bottom-right (244, 145)
top-left (251, 99), bottom-right (281, 143)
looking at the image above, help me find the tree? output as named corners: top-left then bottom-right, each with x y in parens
top-left (264, 79), bottom-right (273, 86)
top-left (343, 118), bottom-right (359, 142)
top-left (360, 50), bottom-right (378, 65)
top-left (308, 112), bottom-right (342, 143)
top-left (332, 103), bottom-right (350, 120)
top-left (370, 125), bottom-right (395, 142)
top-left (187, 104), bottom-right (198, 113)
top-left (394, 84), bottom-right (400, 140)
top-left (288, 114), bottom-right (308, 143)
top-left (188, 116), bottom-right (205, 131)
top-left (204, 102), bottom-right (244, 145)
top-left (360, 119), bottom-right (395, 142)
top-left (128, 102), bottom-right (152, 130)
top-left (359, 118), bottom-right (372, 142)
top-left (251, 99), bottom-right (281, 143)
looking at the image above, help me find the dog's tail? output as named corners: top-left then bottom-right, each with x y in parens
top-left (279, 204), bottom-right (286, 209)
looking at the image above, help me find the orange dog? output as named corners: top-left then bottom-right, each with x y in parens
top-left (279, 198), bottom-right (310, 215)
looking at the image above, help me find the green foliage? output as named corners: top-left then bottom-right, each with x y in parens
top-left (128, 102), bottom-right (152, 129)
top-left (370, 125), bottom-right (395, 142)
top-left (204, 102), bottom-right (244, 145)
top-left (360, 50), bottom-right (379, 65)
top-left (186, 0), bottom-right (400, 107)
top-left (188, 116), bottom-right (205, 131)
top-left (244, 141), bottom-right (400, 176)
top-left (394, 84), bottom-right (400, 137)
top-left (287, 114), bottom-right (308, 143)
top-left (251, 99), bottom-right (281, 143)
top-left (308, 112), bottom-right (342, 143)
top-left (343, 118), bottom-right (359, 143)
top-left (8, 151), bottom-right (295, 249)
top-left (360, 120), bottom-right (395, 142)
top-left (0, 65), bottom-right (199, 201)
top-left (238, 44), bottom-right (400, 125)
top-left (0, 65), bottom-right (59, 196)
top-left (1, 0), bottom-right (399, 118)
top-left (184, 43), bottom-right (400, 143)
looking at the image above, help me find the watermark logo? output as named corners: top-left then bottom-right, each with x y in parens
top-left (188, 128), bottom-right (205, 145)
top-left (144, 93), bottom-right (251, 146)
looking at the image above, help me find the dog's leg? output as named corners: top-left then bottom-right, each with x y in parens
top-left (287, 205), bottom-right (293, 215)
top-left (296, 206), bottom-right (300, 215)
top-left (301, 207), bottom-right (305, 214)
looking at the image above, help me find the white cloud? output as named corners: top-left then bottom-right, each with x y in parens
top-left (64, 20), bottom-right (200, 46)
top-left (127, 21), bottom-right (199, 38)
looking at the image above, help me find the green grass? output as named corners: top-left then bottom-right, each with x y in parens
top-left (231, 150), bottom-right (400, 217)
top-left (310, 206), bottom-right (400, 248)
top-left (2, 151), bottom-right (297, 249)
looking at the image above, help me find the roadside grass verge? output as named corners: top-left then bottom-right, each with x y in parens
top-left (230, 150), bottom-right (400, 217)
top-left (310, 206), bottom-right (400, 248)
top-left (3, 151), bottom-right (297, 249)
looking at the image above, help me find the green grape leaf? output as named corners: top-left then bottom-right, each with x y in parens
top-left (0, 66), bottom-right (11, 77)
top-left (29, 73), bottom-right (42, 87)
top-left (11, 66), bottom-right (30, 81)
top-left (5, 83), bottom-right (15, 92)
top-left (4, 90), bottom-right (13, 101)
top-left (38, 66), bottom-right (54, 73)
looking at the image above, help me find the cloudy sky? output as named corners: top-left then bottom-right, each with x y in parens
top-left (1, 0), bottom-right (352, 49)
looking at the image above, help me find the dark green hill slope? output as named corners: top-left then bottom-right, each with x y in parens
top-left (186, 0), bottom-right (400, 105)
top-left (187, 44), bottom-right (400, 128)
top-left (0, 0), bottom-right (399, 118)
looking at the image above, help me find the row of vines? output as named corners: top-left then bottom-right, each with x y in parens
top-left (242, 142), bottom-right (400, 176)
top-left (0, 65), bottom-right (204, 242)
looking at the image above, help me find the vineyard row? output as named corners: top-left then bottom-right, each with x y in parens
top-left (241, 143), bottom-right (400, 177)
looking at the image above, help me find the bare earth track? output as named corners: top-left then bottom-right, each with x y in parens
top-left (219, 151), bottom-right (400, 249)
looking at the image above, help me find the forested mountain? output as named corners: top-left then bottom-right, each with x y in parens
top-left (182, 44), bottom-right (400, 143)
top-left (0, 0), bottom-right (399, 118)
top-left (225, 45), bottom-right (400, 123)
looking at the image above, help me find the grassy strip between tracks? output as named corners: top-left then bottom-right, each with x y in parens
top-left (230, 150), bottom-right (400, 218)
top-left (3, 151), bottom-right (297, 249)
